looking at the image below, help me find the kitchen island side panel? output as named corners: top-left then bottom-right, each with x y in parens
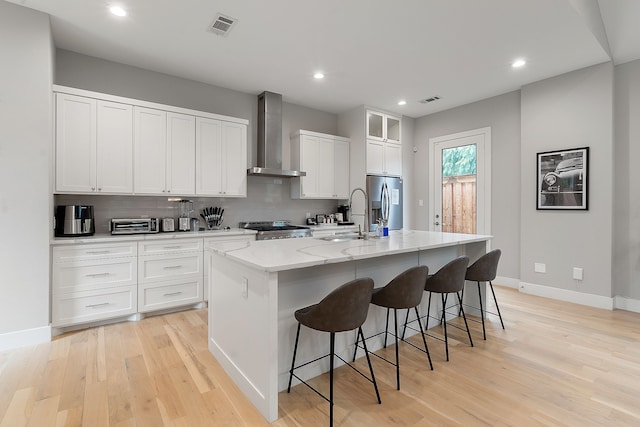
top-left (208, 253), bottom-right (279, 422)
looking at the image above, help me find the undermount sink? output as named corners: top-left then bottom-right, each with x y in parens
top-left (318, 234), bottom-right (363, 242)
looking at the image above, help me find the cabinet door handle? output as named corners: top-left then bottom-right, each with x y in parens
top-left (85, 272), bottom-right (110, 277)
top-left (86, 302), bottom-right (110, 308)
top-left (85, 250), bottom-right (111, 254)
top-left (163, 265), bottom-right (183, 269)
top-left (163, 291), bottom-right (183, 297)
top-left (162, 245), bottom-right (183, 250)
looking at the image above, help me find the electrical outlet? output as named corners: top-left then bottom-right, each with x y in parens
top-left (534, 262), bottom-right (546, 273)
top-left (419, 199), bottom-right (424, 207)
top-left (573, 267), bottom-right (583, 281)
top-left (306, 212), bottom-right (311, 218)
top-left (241, 277), bottom-right (248, 298)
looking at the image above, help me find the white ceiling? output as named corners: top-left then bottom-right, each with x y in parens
top-left (9, 0), bottom-right (640, 118)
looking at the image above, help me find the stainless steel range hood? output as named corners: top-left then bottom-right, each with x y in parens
top-left (247, 91), bottom-right (306, 177)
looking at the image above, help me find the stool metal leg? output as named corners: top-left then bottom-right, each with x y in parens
top-left (351, 328), bottom-right (359, 362)
top-left (287, 322), bottom-right (301, 393)
top-left (414, 307), bottom-right (433, 370)
top-left (401, 308), bottom-right (410, 340)
top-left (425, 291), bottom-right (432, 331)
top-left (441, 293), bottom-right (449, 361)
top-left (477, 281), bottom-right (486, 340)
top-left (359, 327), bottom-right (381, 404)
top-left (329, 332), bottom-right (335, 427)
top-left (384, 308), bottom-right (390, 348)
top-left (456, 292), bottom-right (474, 347)
top-left (394, 309), bottom-right (400, 390)
top-left (489, 281), bottom-right (505, 329)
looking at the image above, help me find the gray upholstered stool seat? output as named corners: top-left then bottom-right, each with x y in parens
top-left (461, 249), bottom-right (504, 340)
top-left (403, 256), bottom-right (473, 361)
top-left (353, 266), bottom-right (433, 390)
top-left (287, 277), bottom-right (381, 427)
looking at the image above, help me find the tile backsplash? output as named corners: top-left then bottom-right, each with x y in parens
top-left (55, 178), bottom-right (342, 234)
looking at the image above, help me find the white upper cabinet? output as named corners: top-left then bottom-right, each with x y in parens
top-left (134, 107), bottom-right (168, 194)
top-left (134, 108), bottom-right (196, 195)
top-left (366, 109), bottom-right (402, 176)
top-left (56, 93), bottom-right (133, 193)
top-left (167, 112), bottom-right (196, 195)
top-left (290, 130), bottom-right (350, 199)
top-left (54, 86), bottom-right (248, 197)
top-left (366, 110), bottom-right (401, 143)
top-left (97, 101), bottom-right (133, 193)
top-left (195, 117), bottom-right (247, 197)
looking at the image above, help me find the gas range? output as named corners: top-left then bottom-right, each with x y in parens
top-left (240, 221), bottom-right (312, 240)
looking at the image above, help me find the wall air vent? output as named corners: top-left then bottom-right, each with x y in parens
top-left (419, 96), bottom-right (441, 103)
top-left (208, 13), bottom-right (237, 36)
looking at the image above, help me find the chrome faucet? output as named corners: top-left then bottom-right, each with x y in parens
top-left (349, 187), bottom-right (369, 240)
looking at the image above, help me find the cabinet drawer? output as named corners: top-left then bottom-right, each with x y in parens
top-left (52, 285), bottom-right (137, 327)
top-left (53, 242), bottom-right (137, 262)
top-left (53, 257), bottom-right (137, 293)
top-left (138, 252), bottom-right (203, 283)
top-left (138, 277), bottom-right (203, 313)
top-left (138, 238), bottom-right (202, 255)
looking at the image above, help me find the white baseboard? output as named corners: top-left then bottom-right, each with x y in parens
top-left (518, 282), bottom-right (614, 310)
top-left (614, 296), bottom-right (640, 313)
top-left (494, 276), bottom-right (519, 289)
top-left (0, 325), bottom-right (51, 352)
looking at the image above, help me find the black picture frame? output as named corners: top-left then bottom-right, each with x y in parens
top-left (537, 147), bottom-right (589, 210)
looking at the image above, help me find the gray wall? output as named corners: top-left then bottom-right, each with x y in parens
top-left (0, 2), bottom-right (53, 335)
top-left (54, 49), bottom-right (341, 226)
top-left (613, 59), bottom-right (640, 299)
top-left (520, 62), bottom-right (613, 297)
top-left (412, 91), bottom-right (522, 280)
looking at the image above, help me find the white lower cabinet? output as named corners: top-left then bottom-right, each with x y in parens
top-left (52, 243), bottom-right (138, 327)
top-left (137, 238), bottom-right (203, 312)
top-left (138, 277), bottom-right (203, 313)
top-left (52, 234), bottom-right (253, 329)
top-left (53, 286), bottom-right (137, 327)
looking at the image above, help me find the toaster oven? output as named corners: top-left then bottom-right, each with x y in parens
top-left (110, 218), bottom-right (160, 235)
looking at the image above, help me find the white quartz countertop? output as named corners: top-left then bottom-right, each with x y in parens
top-left (206, 229), bottom-right (492, 272)
top-left (50, 228), bottom-right (256, 245)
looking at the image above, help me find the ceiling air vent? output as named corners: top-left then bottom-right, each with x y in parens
top-left (208, 13), bottom-right (237, 36)
top-left (420, 96), bottom-right (441, 104)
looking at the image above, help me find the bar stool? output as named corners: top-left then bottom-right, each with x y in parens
top-left (403, 256), bottom-right (473, 361)
top-left (461, 249), bottom-right (504, 340)
top-left (287, 277), bottom-right (381, 427)
top-left (352, 266), bottom-right (433, 390)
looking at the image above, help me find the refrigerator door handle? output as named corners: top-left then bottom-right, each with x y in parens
top-left (382, 182), bottom-right (390, 222)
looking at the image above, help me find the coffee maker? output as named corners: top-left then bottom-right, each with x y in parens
top-left (178, 200), bottom-right (194, 231)
top-left (55, 205), bottom-right (95, 237)
top-left (336, 204), bottom-right (350, 223)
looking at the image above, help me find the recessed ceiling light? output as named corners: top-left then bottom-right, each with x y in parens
top-left (313, 72), bottom-right (325, 79)
top-left (512, 58), bottom-right (526, 68)
top-left (397, 100), bottom-right (407, 106)
top-left (110, 6), bottom-right (127, 17)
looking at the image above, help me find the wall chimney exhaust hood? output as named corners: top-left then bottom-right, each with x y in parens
top-left (248, 91), bottom-right (306, 177)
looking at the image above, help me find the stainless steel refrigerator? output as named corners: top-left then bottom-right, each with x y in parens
top-left (366, 175), bottom-right (403, 230)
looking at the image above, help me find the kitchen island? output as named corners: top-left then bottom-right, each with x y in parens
top-left (206, 230), bottom-right (492, 422)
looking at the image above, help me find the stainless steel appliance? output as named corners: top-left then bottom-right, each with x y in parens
top-left (240, 221), bottom-right (312, 240)
top-left (110, 218), bottom-right (159, 235)
top-left (161, 217), bottom-right (175, 232)
top-left (55, 205), bottom-right (95, 237)
top-left (366, 175), bottom-right (403, 230)
top-left (178, 199), bottom-right (194, 231)
top-left (247, 91), bottom-right (306, 177)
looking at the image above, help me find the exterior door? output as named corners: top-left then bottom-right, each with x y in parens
top-left (429, 127), bottom-right (491, 235)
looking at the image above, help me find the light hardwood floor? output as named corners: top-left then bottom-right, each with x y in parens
top-left (2, 286), bottom-right (640, 426)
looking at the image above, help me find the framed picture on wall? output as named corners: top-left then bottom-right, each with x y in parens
top-left (537, 147), bottom-right (589, 210)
